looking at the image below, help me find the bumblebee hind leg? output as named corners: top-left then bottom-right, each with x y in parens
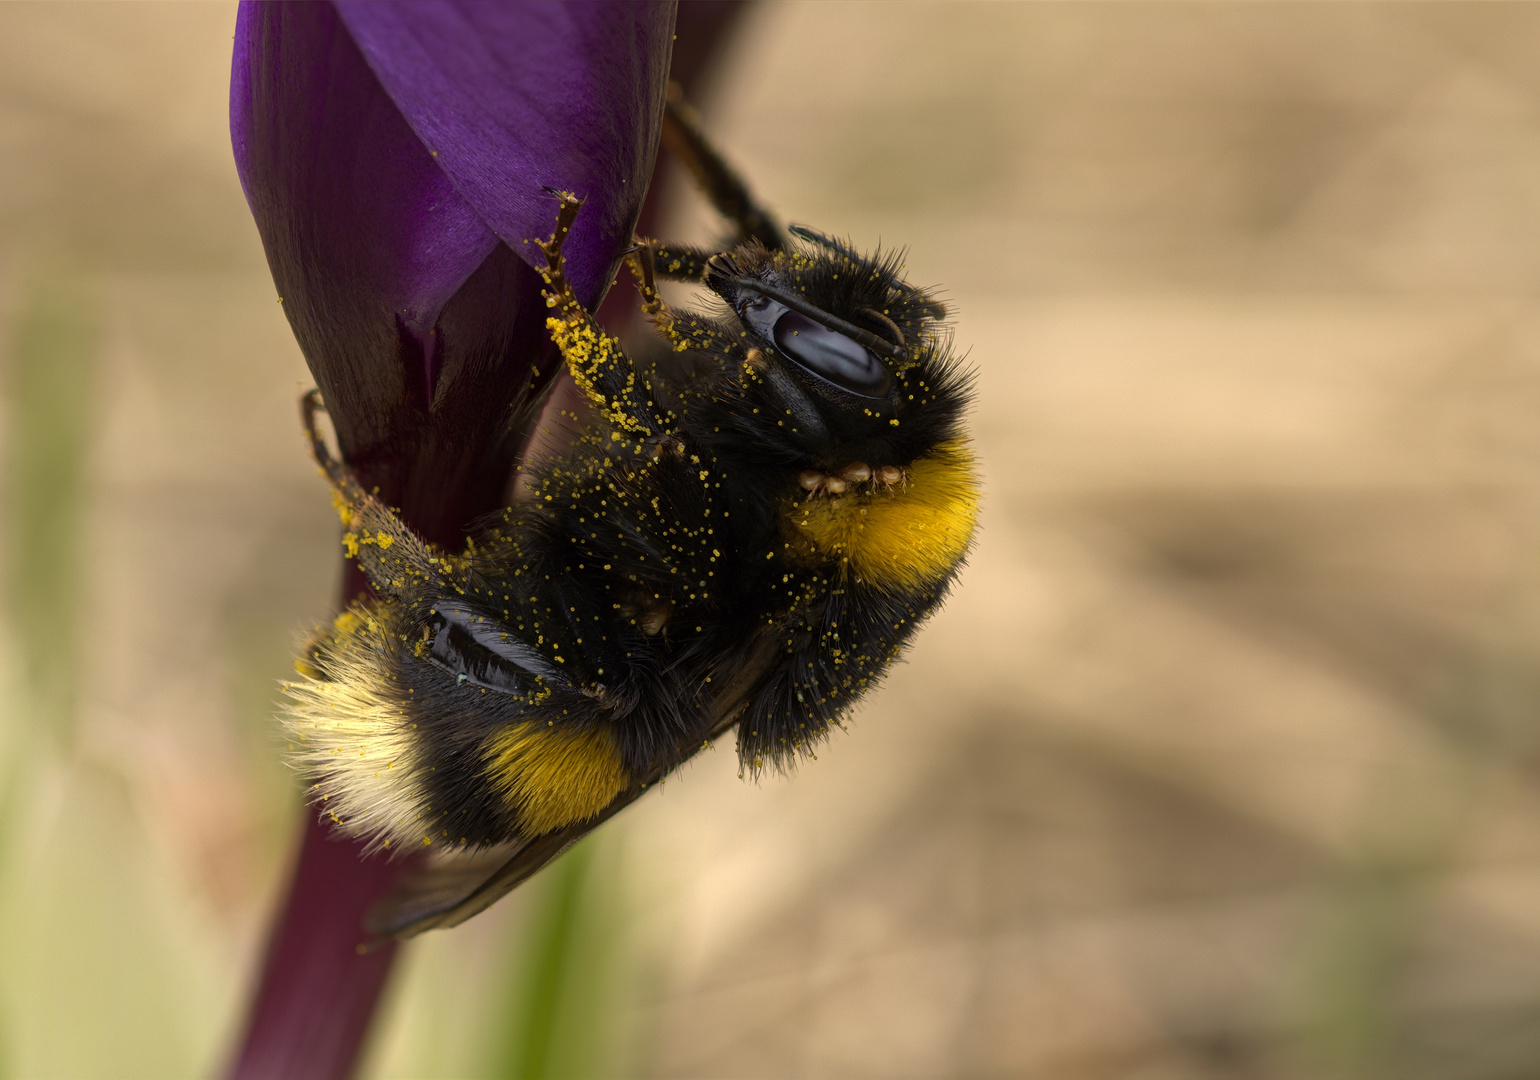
top-left (299, 390), bottom-right (447, 600)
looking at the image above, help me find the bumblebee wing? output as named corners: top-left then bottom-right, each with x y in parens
top-left (359, 849), bottom-right (521, 942)
top-left (367, 629), bottom-right (786, 941)
top-left (364, 795), bottom-right (637, 941)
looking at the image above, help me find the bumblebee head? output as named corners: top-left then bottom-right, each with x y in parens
top-left (696, 231), bottom-right (969, 471)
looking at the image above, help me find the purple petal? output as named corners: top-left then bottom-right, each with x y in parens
top-left (229, 0), bottom-right (673, 516)
top-left (231, 0), bottom-right (502, 438)
top-left (336, 0), bottom-right (675, 310)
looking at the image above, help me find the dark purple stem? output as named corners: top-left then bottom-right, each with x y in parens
top-left (227, 819), bottom-right (413, 1080)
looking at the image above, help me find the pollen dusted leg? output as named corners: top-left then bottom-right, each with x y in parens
top-left (536, 192), bottom-right (667, 437)
top-left (627, 240), bottom-right (742, 357)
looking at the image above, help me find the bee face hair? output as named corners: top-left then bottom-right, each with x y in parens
top-left (671, 241), bottom-right (968, 481)
top-left (283, 102), bottom-right (980, 938)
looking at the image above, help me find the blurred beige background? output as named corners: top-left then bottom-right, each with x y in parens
top-left (5, 3), bottom-right (1540, 1078)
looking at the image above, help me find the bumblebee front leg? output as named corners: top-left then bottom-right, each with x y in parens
top-left (626, 242), bottom-right (740, 360)
top-left (536, 193), bottom-right (669, 437)
top-left (642, 81), bottom-right (787, 289)
top-left (642, 240), bottom-right (718, 285)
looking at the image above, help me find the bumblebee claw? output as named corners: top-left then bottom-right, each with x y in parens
top-left (300, 389), bottom-right (350, 492)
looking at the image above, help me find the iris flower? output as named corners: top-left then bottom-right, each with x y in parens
top-left (225, 2), bottom-right (681, 1075)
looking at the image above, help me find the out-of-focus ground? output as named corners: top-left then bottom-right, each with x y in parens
top-left (3, 3), bottom-right (1540, 1078)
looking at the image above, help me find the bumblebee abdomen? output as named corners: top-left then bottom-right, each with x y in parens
top-left (282, 604), bottom-right (444, 852)
top-left (483, 722), bottom-right (629, 836)
top-left (285, 596), bottom-right (634, 850)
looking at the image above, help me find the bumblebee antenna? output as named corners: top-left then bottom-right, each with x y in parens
top-left (786, 224), bottom-right (854, 258)
top-left (731, 277), bottom-right (906, 361)
top-left (861, 307), bottom-right (905, 348)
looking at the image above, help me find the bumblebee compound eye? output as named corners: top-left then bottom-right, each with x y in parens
top-left (736, 293), bottom-right (782, 340)
top-left (771, 309), bottom-right (891, 397)
top-left (732, 277), bottom-right (898, 398)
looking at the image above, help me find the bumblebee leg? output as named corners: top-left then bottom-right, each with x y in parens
top-left (298, 389), bottom-right (447, 598)
top-left (629, 239), bottom-right (665, 317)
top-left (737, 586), bottom-right (939, 775)
top-left (301, 388), bottom-right (355, 496)
top-left (536, 193), bottom-right (669, 436)
top-left (642, 240), bottom-right (718, 284)
top-left (662, 83), bottom-right (785, 251)
top-left (625, 243), bottom-right (742, 359)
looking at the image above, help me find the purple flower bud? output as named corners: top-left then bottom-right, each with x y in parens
top-left (230, 0), bottom-right (673, 543)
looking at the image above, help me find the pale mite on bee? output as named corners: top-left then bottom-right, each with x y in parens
top-left (281, 94), bottom-right (979, 936)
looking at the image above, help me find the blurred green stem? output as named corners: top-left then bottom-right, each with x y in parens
top-left (1291, 656), bottom-right (1490, 1080)
top-left (5, 278), bottom-right (96, 738)
top-left (0, 278), bottom-right (98, 1079)
top-left (495, 837), bottom-right (624, 1080)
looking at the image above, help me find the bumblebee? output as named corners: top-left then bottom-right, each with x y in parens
top-left (283, 96), bottom-right (980, 939)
